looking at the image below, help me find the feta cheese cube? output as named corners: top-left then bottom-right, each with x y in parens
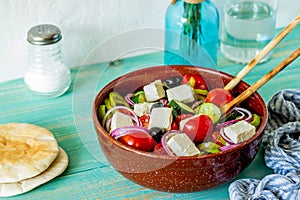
top-left (148, 107), bottom-right (172, 130)
top-left (110, 112), bottom-right (134, 132)
top-left (133, 102), bottom-right (154, 117)
top-left (143, 80), bottom-right (165, 102)
top-left (224, 120), bottom-right (256, 144)
top-left (166, 84), bottom-right (195, 103)
top-left (166, 133), bottom-right (200, 156)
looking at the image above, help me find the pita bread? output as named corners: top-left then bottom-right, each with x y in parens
top-left (0, 123), bottom-right (59, 183)
top-left (0, 147), bottom-right (68, 197)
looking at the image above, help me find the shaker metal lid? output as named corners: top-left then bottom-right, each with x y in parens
top-left (27, 24), bottom-right (62, 45)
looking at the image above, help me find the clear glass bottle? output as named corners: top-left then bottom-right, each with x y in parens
top-left (24, 24), bottom-right (71, 98)
top-left (164, 0), bottom-right (219, 67)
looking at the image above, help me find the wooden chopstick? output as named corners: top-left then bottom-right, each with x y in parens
top-left (222, 47), bottom-right (300, 114)
top-left (224, 14), bottom-right (300, 92)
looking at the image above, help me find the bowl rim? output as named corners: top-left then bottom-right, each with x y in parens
top-left (92, 65), bottom-right (268, 161)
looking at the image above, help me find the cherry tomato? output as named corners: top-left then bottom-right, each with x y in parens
top-left (119, 131), bottom-right (155, 152)
top-left (181, 74), bottom-right (208, 90)
top-left (175, 114), bottom-right (193, 124)
top-left (139, 115), bottom-right (150, 128)
top-left (171, 121), bottom-right (179, 130)
top-left (211, 131), bottom-right (226, 146)
top-left (205, 88), bottom-right (234, 107)
top-left (181, 114), bottom-right (214, 143)
top-left (153, 143), bottom-right (168, 155)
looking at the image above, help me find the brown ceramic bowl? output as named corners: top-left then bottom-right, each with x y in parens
top-left (92, 65), bottom-right (268, 193)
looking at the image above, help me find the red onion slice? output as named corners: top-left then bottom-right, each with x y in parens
top-left (125, 93), bottom-right (135, 106)
top-left (191, 100), bottom-right (205, 109)
top-left (220, 144), bottom-right (239, 151)
top-left (161, 130), bottom-right (182, 156)
top-left (219, 127), bottom-right (235, 145)
top-left (102, 106), bottom-right (141, 131)
top-left (217, 107), bottom-right (253, 129)
top-left (216, 119), bottom-right (240, 130)
top-left (110, 126), bottom-right (150, 140)
top-left (105, 117), bottom-right (112, 131)
top-left (235, 107), bottom-right (253, 122)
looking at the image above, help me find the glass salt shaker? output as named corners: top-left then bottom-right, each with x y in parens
top-left (24, 24), bottom-right (71, 98)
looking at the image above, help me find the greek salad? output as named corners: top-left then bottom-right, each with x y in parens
top-left (98, 73), bottom-right (261, 156)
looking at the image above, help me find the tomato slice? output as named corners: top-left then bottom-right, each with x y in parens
top-left (181, 74), bottom-right (208, 90)
top-left (119, 131), bottom-right (155, 152)
top-left (205, 88), bottom-right (234, 107)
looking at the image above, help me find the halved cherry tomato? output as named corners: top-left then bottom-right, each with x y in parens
top-left (181, 114), bottom-right (214, 143)
top-left (119, 131), bottom-right (155, 152)
top-left (153, 143), bottom-right (168, 155)
top-left (139, 115), bottom-right (150, 128)
top-left (205, 88), bottom-right (234, 107)
top-left (181, 74), bottom-right (208, 90)
top-left (175, 114), bottom-right (193, 124)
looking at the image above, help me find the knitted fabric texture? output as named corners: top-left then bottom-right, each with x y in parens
top-left (229, 89), bottom-right (300, 200)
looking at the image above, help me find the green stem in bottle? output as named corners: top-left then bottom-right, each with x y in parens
top-left (181, 1), bottom-right (202, 56)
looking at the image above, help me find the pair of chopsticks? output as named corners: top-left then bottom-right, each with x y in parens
top-left (222, 15), bottom-right (300, 114)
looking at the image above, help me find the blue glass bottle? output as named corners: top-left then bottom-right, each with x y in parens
top-left (164, 0), bottom-right (219, 68)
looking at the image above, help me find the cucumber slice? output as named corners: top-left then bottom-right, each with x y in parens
top-left (134, 90), bottom-right (145, 96)
top-left (250, 113), bottom-right (261, 128)
top-left (131, 91), bottom-right (146, 104)
top-left (168, 99), bottom-right (195, 115)
top-left (98, 105), bottom-right (106, 120)
top-left (131, 93), bottom-right (146, 104)
top-left (137, 93), bottom-right (146, 103)
top-left (197, 102), bottom-right (221, 124)
top-left (197, 142), bottom-right (221, 154)
top-left (104, 98), bottom-right (112, 110)
top-left (109, 92), bottom-right (129, 107)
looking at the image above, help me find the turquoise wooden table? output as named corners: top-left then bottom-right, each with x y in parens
top-left (0, 26), bottom-right (299, 199)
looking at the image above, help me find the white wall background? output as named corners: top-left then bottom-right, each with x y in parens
top-left (0, 0), bottom-right (299, 83)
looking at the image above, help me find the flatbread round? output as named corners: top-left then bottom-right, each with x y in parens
top-left (0, 123), bottom-right (59, 183)
top-left (0, 147), bottom-right (68, 197)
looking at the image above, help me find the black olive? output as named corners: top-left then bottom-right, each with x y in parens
top-left (165, 76), bottom-right (182, 88)
top-left (149, 127), bottom-right (166, 143)
top-left (150, 102), bottom-right (164, 112)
